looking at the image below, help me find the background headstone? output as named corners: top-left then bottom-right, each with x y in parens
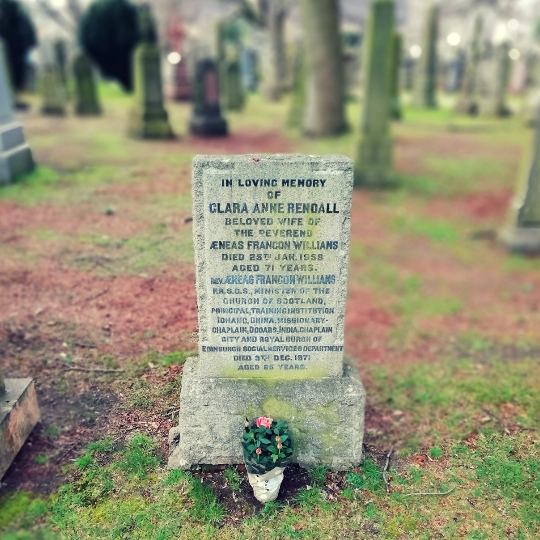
top-left (499, 104), bottom-right (540, 253)
top-left (413, 3), bottom-right (439, 108)
top-left (390, 31), bottom-right (403, 120)
top-left (354, 0), bottom-right (394, 187)
top-left (40, 69), bottom-right (66, 116)
top-left (0, 367), bottom-right (41, 479)
top-left (73, 52), bottom-right (101, 116)
top-left (455, 15), bottom-right (483, 115)
top-left (128, 6), bottom-right (174, 139)
top-left (482, 41), bottom-right (511, 117)
top-left (0, 41), bottom-right (34, 184)
top-left (168, 154), bottom-right (365, 470)
top-left (189, 58), bottom-right (228, 137)
top-left (241, 48), bottom-right (258, 93)
top-left (221, 56), bottom-right (245, 111)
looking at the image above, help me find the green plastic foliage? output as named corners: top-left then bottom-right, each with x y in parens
top-left (242, 418), bottom-right (293, 474)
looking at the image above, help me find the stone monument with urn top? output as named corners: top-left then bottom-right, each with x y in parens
top-left (168, 154), bottom-right (365, 470)
top-left (128, 5), bottom-right (174, 139)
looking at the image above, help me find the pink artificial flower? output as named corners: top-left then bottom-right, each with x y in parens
top-left (255, 417), bottom-right (273, 429)
top-left (275, 435), bottom-right (281, 442)
top-left (277, 443), bottom-right (283, 449)
top-left (255, 448), bottom-right (262, 455)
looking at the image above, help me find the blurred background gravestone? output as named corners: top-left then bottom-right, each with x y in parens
top-left (354, 0), bottom-right (394, 187)
top-left (40, 69), bottom-right (65, 116)
top-left (73, 52), bottom-right (101, 116)
top-left (221, 54), bottom-right (244, 111)
top-left (482, 41), bottom-right (512, 117)
top-left (0, 367), bottom-right (40, 479)
top-left (0, 40), bottom-right (34, 184)
top-left (413, 3), bottom-right (439, 108)
top-left (189, 58), bottom-right (227, 137)
top-left (499, 104), bottom-right (540, 253)
top-left (167, 18), bottom-right (191, 101)
top-left (128, 5), bottom-right (174, 139)
top-left (390, 30), bottom-right (403, 120)
top-left (455, 15), bottom-right (483, 115)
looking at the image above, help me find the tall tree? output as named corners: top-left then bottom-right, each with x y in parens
top-left (0, 0), bottom-right (36, 91)
top-left (79, 0), bottom-right (140, 91)
top-left (299, 0), bottom-right (347, 136)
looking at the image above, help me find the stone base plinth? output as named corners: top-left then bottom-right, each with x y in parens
top-left (1, 378), bottom-right (40, 479)
top-left (499, 226), bottom-right (540, 254)
top-left (128, 109), bottom-right (174, 139)
top-left (0, 122), bottom-right (35, 184)
top-left (354, 137), bottom-right (395, 188)
top-left (168, 357), bottom-right (365, 471)
top-left (189, 114), bottom-right (228, 137)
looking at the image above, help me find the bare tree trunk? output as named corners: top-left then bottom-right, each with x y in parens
top-left (263, 0), bottom-right (286, 101)
top-left (299, 0), bottom-right (347, 136)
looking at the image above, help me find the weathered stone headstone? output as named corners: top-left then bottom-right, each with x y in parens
top-left (287, 50), bottom-right (305, 129)
top-left (168, 19), bottom-right (191, 101)
top-left (455, 15), bottom-right (483, 115)
top-left (73, 52), bottom-right (101, 116)
top-left (54, 39), bottom-right (69, 98)
top-left (499, 104), bottom-right (540, 253)
top-left (128, 5), bottom-right (174, 139)
top-left (221, 56), bottom-right (245, 111)
top-left (168, 154), bottom-right (365, 470)
top-left (40, 69), bottom-right (66, 116)
top-left (354, 0), bottom-right (394, 187)
top-left (0, 367), bottom-right (40, 479)
top-left (189, 59), bottom-right (228, 137)
top-left (241, 48), bottom-right (258, 92)
top-left (482, 41), bottom-right (511, 117)
top-left (0, 41), bottom-right (34, 184)
top-left (390, 31), bottom-right (402, 120)
top-left (413, 3), bottom-right (439, 108)
top-left (444, 51), bottom-right (466, 93)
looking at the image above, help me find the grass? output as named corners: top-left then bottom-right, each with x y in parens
top-left (2, 88), bottom-right (540, 539)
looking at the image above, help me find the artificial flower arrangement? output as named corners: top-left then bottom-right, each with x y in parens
top-left (242, 416), bottom-right (294, 502)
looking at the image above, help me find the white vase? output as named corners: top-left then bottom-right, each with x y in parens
top-left (247, 466), bottom-right (286, 503)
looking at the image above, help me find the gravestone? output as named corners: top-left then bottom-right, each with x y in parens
top-left (444, 51), bottom-right (466, 93)
top-left (241, 48), bottom-right (258, 92)
top-left (168, 154), bottom-right (365, 470)
top-left (221, 57), bottom-right (245, 111)
top-left (354, 0), bottom-right (394, 187)
top-left (189, 59), bottom-right (228, 137)
top-left (54, 39), bottom-right (69, 98)
top-left (0, 41), bottom-right (34, 184)
top-left (455, 15), bottom-right (483, 115)
top-left (168, 19), bottom-right (191, 101)
top-left (73, 52), bottom-right (101, 116)
top-left (0, 367), bottom-right (40, 479)
top-left (413, 3), bottom-right (439, 108)
top-left (40, 70), bottom-right (65, 116)
top-left (128, 5), bottom-right (174, 139)
top-left (390, 31), bottom-right (402, 120)
top-left (499, 104), bottom-right (540, 253)
top-left (482, 41), bottom-right (511, 117)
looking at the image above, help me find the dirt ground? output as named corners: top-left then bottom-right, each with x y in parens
top-left (1, 94), bottom-right (539, 515)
